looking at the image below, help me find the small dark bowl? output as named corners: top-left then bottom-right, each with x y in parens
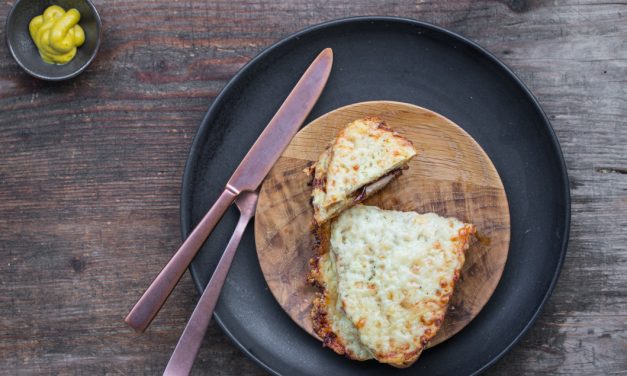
top-left (6, 0), bottom-right (101, 81)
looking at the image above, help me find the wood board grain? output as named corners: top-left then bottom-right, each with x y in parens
top-left (254, 101), bottom-right (510, 347)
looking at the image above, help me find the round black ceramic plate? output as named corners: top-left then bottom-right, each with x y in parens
top-left (181, 17), bottom-right (570, 376)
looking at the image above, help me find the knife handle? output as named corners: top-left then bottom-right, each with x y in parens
top-left (163, 204), bottom-right (254, 376)
top-left (125, 188), bottom-right (238, 332)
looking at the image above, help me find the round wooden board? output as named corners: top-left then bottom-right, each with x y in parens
top-left (254, 101), bottom-right (510, 348)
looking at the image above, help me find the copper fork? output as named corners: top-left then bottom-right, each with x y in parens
top-left (163, 191), bottom-right (259, 376)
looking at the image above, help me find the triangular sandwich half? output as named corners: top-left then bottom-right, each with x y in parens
top-left (309, 205), bottom-right (475, 367)
top-left (308, 117), bottom-right (416, 224)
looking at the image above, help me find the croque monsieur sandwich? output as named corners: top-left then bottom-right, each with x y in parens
top-left (307, 117), bottom-right (417, 224)
top-left (307, 117), bottom-right (475, 368)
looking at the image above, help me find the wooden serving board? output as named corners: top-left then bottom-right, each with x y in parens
top-left (254, 101), bottom-right (510, 347)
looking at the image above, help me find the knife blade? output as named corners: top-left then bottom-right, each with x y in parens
top-left (125, 48), bottom-right (333, 332)
top-left (227, 48), bottom-right (333, 194)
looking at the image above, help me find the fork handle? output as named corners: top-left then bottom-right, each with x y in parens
top-left (163, 210), bottom-right (253, 376)
top-left (125, 188), bottom-right (238, 332)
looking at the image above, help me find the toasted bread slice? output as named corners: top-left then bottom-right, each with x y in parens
top-left (310, 205), bottom-right (475, 367)
top-left (309, 222), bottom-right (373, 361)
top-left (310, 253), bottom-right (374, 360)
top-left (309, 117), bottom-right (416, 224)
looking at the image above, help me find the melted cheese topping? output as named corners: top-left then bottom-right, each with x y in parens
top-left (328, 205), bottom-right (474, 366)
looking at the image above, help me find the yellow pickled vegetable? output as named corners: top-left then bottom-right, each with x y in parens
top-left (29, 5), bottom-right (85, 64)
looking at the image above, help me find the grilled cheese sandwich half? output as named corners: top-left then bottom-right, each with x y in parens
top-left (308, 117), bottom-right (416, 224)
top-left (310, 205), bottom-right (475, 367)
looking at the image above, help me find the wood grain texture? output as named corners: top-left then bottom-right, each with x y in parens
top-left (255, 101), bottom-right (510, 348)
top-left (0, 0), bottom-right (625, 375)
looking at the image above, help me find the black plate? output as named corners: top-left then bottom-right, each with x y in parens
top-left (181, 17), bottom-right (570, 376)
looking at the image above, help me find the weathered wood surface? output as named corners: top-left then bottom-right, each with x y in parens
top-left (0, 0), bottom-right (624, 375)
top-left (255, 101), bottom-right (511, 347)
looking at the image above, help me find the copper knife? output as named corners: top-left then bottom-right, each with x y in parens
top-left (125, 48), bottom-right (333, 332)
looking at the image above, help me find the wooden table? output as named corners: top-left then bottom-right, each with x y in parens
top-left (1, 1), bottom-right (625, 374)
